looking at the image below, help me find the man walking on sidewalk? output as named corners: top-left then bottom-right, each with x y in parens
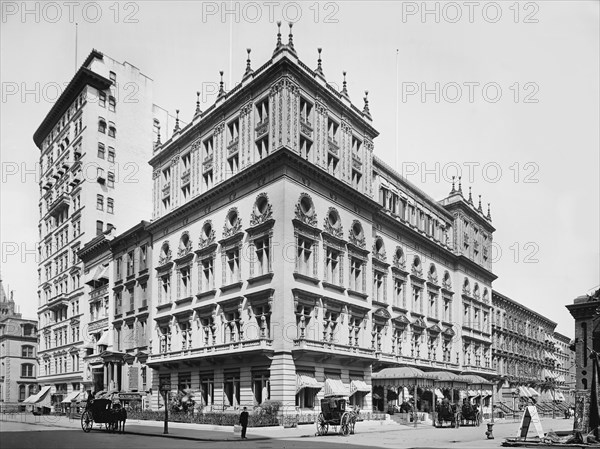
top-left (239, 407), bottom-right (249, 439)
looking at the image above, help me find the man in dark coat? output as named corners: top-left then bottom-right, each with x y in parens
top-left (239, 406), bottom-right (249, 439)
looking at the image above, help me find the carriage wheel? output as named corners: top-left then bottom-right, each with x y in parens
top-left (340, 413), bottom-right (350, 436)
top-left (316, 413), bottom-right (329, 436)
top-left (81, 411), bottom-right (93, 432)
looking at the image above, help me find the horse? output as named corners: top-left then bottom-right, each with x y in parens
top-left (111, 402), bottom-right (127, 433)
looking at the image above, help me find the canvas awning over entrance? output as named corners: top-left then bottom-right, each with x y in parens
top-left (24, 385), bottom-right (51, 405)
top-left (429, 371), bottom-right (469, 390)
top-left (518, 386), bottom-right (531, 398)
top-left (61, 390), bottom-right (81, 403)
top-left (350, 380), bottom-right (371, 395)
top-left (296, 373), bottom-right (323, 393)
top-left (324, 379), bottom-right (350, 397)
top-left (527, 387), bottom-right (540, 397)
top-left (457, 374), bottom-right (493, 390)
top-left (96, 331), bottom-right (109, 346)
top-left (555, 391), bottom-right (566, 402)
top-left (372, 367), bottom-right (437, 388)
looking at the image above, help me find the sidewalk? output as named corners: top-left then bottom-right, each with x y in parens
top-left (0, 412), bottom-right (398, 442)
top-left (0, 412), bottom-right (573, 445)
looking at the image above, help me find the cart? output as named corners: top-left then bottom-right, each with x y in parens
top-left (460, 402), bottom-right (481, 427)
top-left (81, 398), bottom-right (127, 433)
top-left (316, 397), bottom-right (359, 436)
top-left (435, 400), bottom-right (460, 428)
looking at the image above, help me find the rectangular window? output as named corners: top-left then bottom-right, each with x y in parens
top-left (114, 291), bottom-right (122, 315)
top-left (180, 266), bottom-right (191, 298)
top-left (96, 194), bottom-right (104, 211)
top-left (428, 291), bottom-right (438, 319)
top-left (107, 172), bottom-right (114, 188)
top-left (128, 287), bottom-right (135, 311)
top-left (96, 220), bottom-right (103, 235)
top-left (116, 257), bottom-right (122, 280)
top-left (394, 278), bottom-right (406, 308)
top-left (254, 238), bottom-right (270, 276)
top-left (325, 248), bottom-right (340, 284)
top-left (126, 250), bottom-right (134, 277)
top-left (296, 237), bottom-right (314, 277)
top-left (109, 71), bottom-right (116, 82)
top-left (97, 142), bottom-right (105, 159)
top-left (99, 91), bottom-right (106, 108)
top-left (413, 285), bottom-right (423, 313)
top-left (108, 96), bottom-right (116, 112)
top-left (373, 271), bottom-right (385, 303)
top-left (201, 257), bottom-right (214, 291)
top-left (139, 245), bottom-right (147, 271)
top-left (107, 147), bottom-right (115, 162)
top-left (226, 248), bottom-right (240, 284)
top-left (107, 198), bottom-right (114, 214)
top-left (349, 257), bottom-right (363, 292)
top-left (160, 274), bottom-right (171, 303)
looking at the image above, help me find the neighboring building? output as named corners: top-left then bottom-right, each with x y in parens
top-left (33, 49), bottom-right (174, 410)
top-left (554, 331), bottom-right (576, 403)
top-left (143, 26), bottom-right (496, 416)
top-left (566, 287), bottom-right (600, 433)
top-left (78, 221), bottom-right (154, 408)
top-left (491, 291), bottom-right (558, 405)
top-left (0, 280), bottom-right (39, 410)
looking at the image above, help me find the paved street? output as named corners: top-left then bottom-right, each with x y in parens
top-left (0, 413), bottom-right (574, 449)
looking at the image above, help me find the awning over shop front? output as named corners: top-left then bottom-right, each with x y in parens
top-left (434, 389), bottom-right (444, 399)
top-left (518, 386), bottom-right (531, 397)
top-left (350, 380), bottom-right (371, 395)
top-left (429, 371), bottom-right (469, 390)
top-left (527, 387), bottom-right (540, 397)
top-left (26, 385), bottom-right (52, 405)
top-left (457, 374), bottom-right (493, 390)
top-left (296, 373), bottom-right (323, 393)
top-left (555, 391), bottom-right (566, 402)
top-left (96, 331), bottom-right (109, 346)
top-left (86, 264), bottom-right (109, 286)
top-left (324, 379), bottom-right (350, 397)
top-left (61, 390), bottom-right (81, 403)
top-left (372, 367), bottom-right (437, 388)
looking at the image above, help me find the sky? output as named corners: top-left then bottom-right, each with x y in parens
top-left (1, 1), bottom-right (598, 336)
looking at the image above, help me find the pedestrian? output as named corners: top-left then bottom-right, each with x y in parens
top-left (239, 406), bottom-right (249, 439)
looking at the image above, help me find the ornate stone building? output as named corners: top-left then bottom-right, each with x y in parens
top-left (0, 279), bottom-right (38, 410)
top-left (143, 25), bottom-right (495, 415)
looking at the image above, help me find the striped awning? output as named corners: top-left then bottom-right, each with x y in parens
top-left (555, 391), bottom-right (566, 402)
top-left (527, 387), bottom-right (540, 397)
top-left (27, 385), bottom-right (51, 404)
top-left (518, 386), bottom-right (531, 397)
top-left (61, 390), bottom-right (81, 403)
top-left (324, 379), bottom-right (350, 397)
top-left (350, 380), bottom-right (371, 395)
top-left (372, 367), bottom-right (437, 388)
top-left (296, 373), bottom-right (323, 393)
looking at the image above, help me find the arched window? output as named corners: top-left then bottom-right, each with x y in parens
top-left (108, 123), bottom-right (116, 138)
top-left (98, 118), bottom-right (106, 133)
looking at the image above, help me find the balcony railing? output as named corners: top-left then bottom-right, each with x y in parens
top-left (255, 119), bottom-right (269, 137)
top-left (88, 317), bottom-right (109, 333)
top-left (293, 337), bottom-right (375, 359)
top-left (300, 118), bottom-right (313, 137)
top-left (90, 285), bottom-right (108, 302)
top-left (328, 137), bottom-right (339, 155)
top-left (181, 169), bottom-right (190, 186)
top-left (227, 137), bottom-right (239, 155)
top-left (203, 155), bottom-right (213, 172)
top-left (148, 338), bottom-right (273, 363)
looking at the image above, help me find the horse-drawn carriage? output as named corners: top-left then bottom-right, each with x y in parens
top-left (435, 400), bottom-right (460, 428)
top-left (316, 397), bottom-right (359, 436)
top-left (81, 398), bottom-right (127, 433)
top-left (459, 401), bottom-right (481, 427)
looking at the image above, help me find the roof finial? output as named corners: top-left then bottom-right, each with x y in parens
top-left (173, 109), bottom-right (180, 133)
top-left (288, 22), bottom-right (295, 50)
top-left (478, 195), bottom-right (483, 212)
top-left (468, 187), bottom-right (473, 204)
top-left (275, 21), bottom-right (282, 51)
top-left (450, 176), bottom-right (456, 194)
top-left (362, 90), bottom-right (371, 118)
top-left (244, 48), bottom-right (253, 78)
top-left (487, 203), bottom-right (492, 221)
top-left (458, 176), bottom-right (463, 194)
top-left (218, 70), bottom-right (225, 98)
top-left (315, 48), bottom-right (324, 76)
top-left (195, 91), bottom-right (202, 117)
top-left (341, 71), bottom-right (349, 98)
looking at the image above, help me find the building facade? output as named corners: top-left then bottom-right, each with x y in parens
top-left (566, 288), bottom-right (600, 433)
top-left (554, 331), bottom-right (577, 402)
top-left (491, 291), bottom-right (559, 404)
top-left (34, 50), bottom-right (173, 408)
top-left (142, 27), bottom-right (496, 415)
top-left (0, 280), bottom-right (38, 409)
